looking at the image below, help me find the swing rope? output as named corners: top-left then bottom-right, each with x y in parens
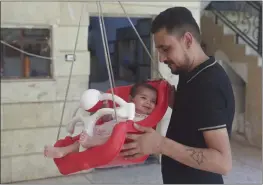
top-left (98, 2), bottom-right (116, 90)
top-left (56, 4), bottom-right (85, 141)
top-left (97, 1), bottom-right (118, 122)
top-left (118, 1), bottom-right (164, 79)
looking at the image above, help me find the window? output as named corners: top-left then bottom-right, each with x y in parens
top-left (1, 28), bottom-right (52, 79)
top-left (88, 16), bottom-right (153, 91)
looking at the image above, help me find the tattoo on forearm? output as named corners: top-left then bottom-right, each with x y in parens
top-left (186, 148), bottom-right (206, 165)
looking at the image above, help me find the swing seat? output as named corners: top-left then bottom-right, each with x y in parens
top-left (53, 80), bottom-right (170, 175)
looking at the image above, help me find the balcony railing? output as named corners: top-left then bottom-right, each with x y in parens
top-left (205, 1), bottom-right (262, 56)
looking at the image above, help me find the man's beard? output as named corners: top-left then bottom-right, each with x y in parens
top-left (169, 54), bottom-right (191, 75)
top-left (171, 68), bottom-right (181, 75)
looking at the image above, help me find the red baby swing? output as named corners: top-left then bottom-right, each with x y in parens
top-left (52, 2), bottom-right (170, 175)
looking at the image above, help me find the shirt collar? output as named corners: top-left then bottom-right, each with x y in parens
top-left (180, 56), bottom-right (216, 84)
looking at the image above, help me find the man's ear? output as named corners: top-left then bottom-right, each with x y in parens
top-left (181, 32), bottom-right (193, 49)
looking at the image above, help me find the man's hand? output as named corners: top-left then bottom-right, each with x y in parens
top-left (120, 123), bottom-right (164, 159)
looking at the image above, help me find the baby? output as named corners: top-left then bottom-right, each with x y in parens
top-left (44, 82), bottom-right (157, 158)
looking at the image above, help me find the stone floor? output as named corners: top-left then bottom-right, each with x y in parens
top-left (15, 140), bottom-right (262, 184)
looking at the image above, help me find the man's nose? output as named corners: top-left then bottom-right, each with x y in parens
top-left (159, 54), bottom-right (167, 63)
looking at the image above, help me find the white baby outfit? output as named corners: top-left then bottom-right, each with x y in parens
top-left (87, 113), bottom-right (148, 147)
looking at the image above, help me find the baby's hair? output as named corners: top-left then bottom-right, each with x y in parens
top-left (130, 82), bottom-right (157, 98)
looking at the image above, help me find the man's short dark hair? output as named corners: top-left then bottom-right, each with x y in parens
top-left (130, 82), bottom-right (157, 98)
top-left (151, 7), bottom-right (201, 43)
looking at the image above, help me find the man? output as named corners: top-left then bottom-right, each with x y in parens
top-left (120, 7), bottom-right (235, 184)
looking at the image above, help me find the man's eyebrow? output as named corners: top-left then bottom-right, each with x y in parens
top-left (156, 45), bottom-right (169, 49)
top-left (156, 45), bottom-right (165, 48)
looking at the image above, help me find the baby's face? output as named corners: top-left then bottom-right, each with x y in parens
top-left (131, 87), bottom-right (157, 115)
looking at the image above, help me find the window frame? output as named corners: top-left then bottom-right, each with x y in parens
top-left (1, 25), bottom-right (54, 81)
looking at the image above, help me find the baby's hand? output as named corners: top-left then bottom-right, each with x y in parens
top-left (101, 101), bottom-right (113, 122)
top-left (101, 115), bottom-right (113, 122)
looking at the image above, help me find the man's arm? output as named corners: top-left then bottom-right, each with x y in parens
top-left (159, 80), bottom-right (233, 175)
top-left (160, 128), bottom-right (232, 175)
top-left (168, 84), bottom-right (176, 108)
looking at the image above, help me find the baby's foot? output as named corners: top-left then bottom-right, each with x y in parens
top-left (44, 145), bottom-right (66, 158)
top-left (79, 131), bottom-right (91, 148)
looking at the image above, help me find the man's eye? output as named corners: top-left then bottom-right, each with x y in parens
top-left (162, 47), bottom-right (170, 52)
top-left (163, 48), bottom-right (169, 52)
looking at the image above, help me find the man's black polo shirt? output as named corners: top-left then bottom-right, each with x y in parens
top-left (161, 57), bottom-right (235, 184)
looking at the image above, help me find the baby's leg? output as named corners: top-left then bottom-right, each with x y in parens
top-left (44, 141), bottom-right (80, 158)
top-left (79, 120), bottom-right (116, 149)
top-left (79, 131), bottom-right (92, 148)
top-left (79, 130), bottom-right (110, 148)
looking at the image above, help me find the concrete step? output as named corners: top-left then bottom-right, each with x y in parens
top-left (218, 60), bottom-right (247, 83)
top-left (202, 11), bottom-right (261, 62)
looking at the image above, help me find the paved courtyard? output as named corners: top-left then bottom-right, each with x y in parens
top-left (14, 139), bottom-right (262, 184)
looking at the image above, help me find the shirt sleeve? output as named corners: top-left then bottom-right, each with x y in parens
top-left (194, 83), bottom-right (228, 132)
